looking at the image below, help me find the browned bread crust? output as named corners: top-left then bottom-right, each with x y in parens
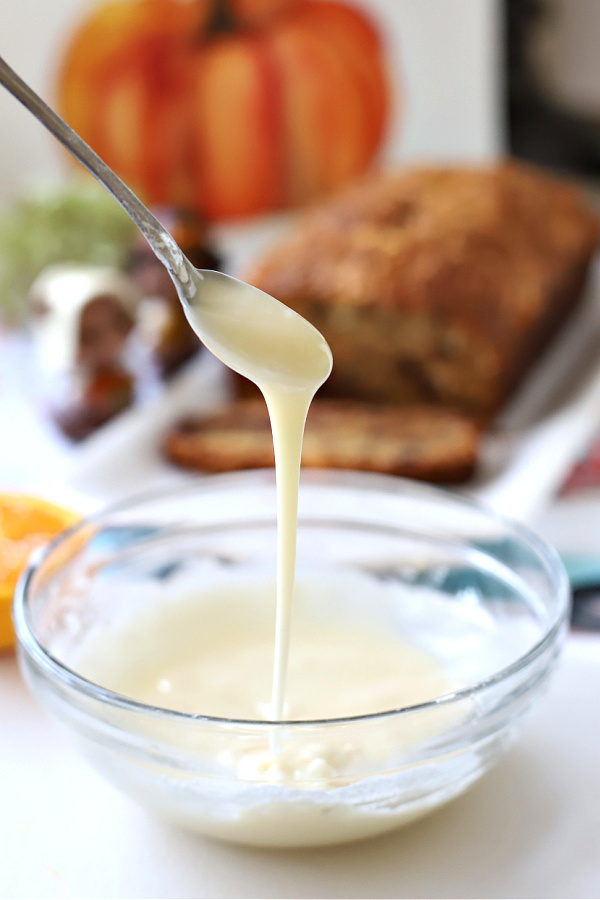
top-left (164, 399), bottom-right (480, 483)
top-left (245, 163), bottom-right (599, 419)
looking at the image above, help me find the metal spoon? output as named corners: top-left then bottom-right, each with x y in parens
top-left (0, 55), bottom-right (332, 390)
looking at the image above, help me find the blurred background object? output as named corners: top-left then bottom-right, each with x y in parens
top-left (29, 264), bottom-right (141, 439)
top-left (0, 180), bottom-right (137, 325)
top-left (0, 0), bottom-right (503, 214)
top-left (507, 0), bottom-right (600, 176)
top-left (0, 492), bottom-right (78, 650)
top-left (57, 0), bottom-right (390, 220)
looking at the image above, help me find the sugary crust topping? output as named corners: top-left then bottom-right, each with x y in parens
top-left (247, 163), bottom-right (600, 344)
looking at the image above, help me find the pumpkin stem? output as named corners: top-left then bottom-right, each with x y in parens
top-left (205, 0), bottom-right (237, 38)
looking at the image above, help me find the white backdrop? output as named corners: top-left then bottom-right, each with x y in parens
top-left (0, 0), bottom-right (503, 210)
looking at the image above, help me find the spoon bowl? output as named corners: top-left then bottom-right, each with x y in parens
top-left (182, 269), bottom-right (332, 392)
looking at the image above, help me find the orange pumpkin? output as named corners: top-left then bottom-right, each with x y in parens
top-left (59, 0), bottom-right (389, 220)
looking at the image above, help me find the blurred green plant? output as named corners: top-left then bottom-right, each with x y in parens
top-left (0, 178), bottom-right (138, 326)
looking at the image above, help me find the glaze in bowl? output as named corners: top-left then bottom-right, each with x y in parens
top-left (13, 470), bottom-right (569, 847)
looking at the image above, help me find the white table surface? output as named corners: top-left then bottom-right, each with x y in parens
top-left (1, 634), bottom-right (599, 900)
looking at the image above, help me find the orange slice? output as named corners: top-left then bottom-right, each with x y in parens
top-left (0, 494), bottom-right (79, 652)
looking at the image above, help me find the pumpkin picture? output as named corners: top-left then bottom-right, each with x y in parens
top-left (58, 0), bottom-right (390, 220)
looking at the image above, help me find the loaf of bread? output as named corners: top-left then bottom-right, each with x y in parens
top-left (246, 163), bottom-right (599, 419)
top-left (164, 399), bottom-right (479, 483)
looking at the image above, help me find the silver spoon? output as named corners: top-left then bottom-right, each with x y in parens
top-left (0, 55), bottom-right (332, 390)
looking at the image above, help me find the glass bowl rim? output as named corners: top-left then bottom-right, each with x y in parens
top-left (13, 469), bottom-right (571, 729)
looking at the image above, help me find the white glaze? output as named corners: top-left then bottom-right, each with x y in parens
top-left (183, 272), bottom-right (332, 719)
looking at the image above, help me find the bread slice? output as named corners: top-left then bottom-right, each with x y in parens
top-left (164, 399), bottom-right (479, 483)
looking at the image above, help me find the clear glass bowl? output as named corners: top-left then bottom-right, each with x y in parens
top-left (13, 470), bottom-right (570, 847)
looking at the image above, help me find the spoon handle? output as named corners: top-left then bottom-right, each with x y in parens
top-left (0, 54), bottom-right (195, 295)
